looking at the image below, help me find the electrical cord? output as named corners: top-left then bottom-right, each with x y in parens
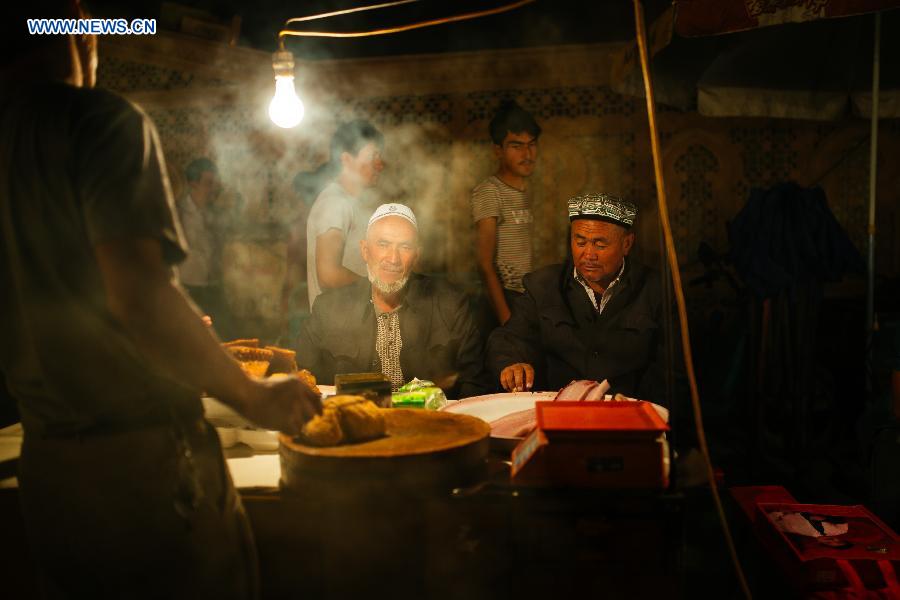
top-left (633, 1), bottom-right (753, 598)
top-left (285, 0), bottom-right (422, 26)
top-left (278, 0), bottom-right (536, 43)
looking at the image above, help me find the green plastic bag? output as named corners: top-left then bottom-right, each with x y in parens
top-left (392, 379), bottom-right (447, 410)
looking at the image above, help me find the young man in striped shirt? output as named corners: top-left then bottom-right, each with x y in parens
top-left (471, 101), bottom-right (541, 325)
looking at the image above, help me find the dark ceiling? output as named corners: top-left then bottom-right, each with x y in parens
top-left (87, 0), bottom-right (673, 59)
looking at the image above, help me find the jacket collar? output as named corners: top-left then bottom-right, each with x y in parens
top-left (553, 258), bottom-right (636, 325)
top-left (564, 258), bottom-right (633, 294)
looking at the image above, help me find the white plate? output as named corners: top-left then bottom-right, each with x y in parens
top-left (441, 391), bottom-right (557, 423)
top-left (236, 429), bottom-right (279, 452)
top-left (227, 454), bottom-right (280, 489)
top-left (442, 391), bottom-right (670, 450)
top-left (216, 427), bottom-right (239, 448)
top-left (442, 392), bottom-right (556, 450)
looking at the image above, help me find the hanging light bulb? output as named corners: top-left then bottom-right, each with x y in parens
top-left (268, 50), bottom-right (304, 129)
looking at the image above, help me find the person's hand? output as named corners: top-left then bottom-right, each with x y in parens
top-left (500, 363), bottom-right (534, 392)
top-left (497, 306), bottom-right (512, 325)
top-left (241, 374), bottom-right (322, 435)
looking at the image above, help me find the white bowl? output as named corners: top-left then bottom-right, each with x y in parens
top-left (237, 429), bottom-right (279, 452)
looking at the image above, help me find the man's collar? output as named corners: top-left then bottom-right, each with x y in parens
top-left (493, 173), bottom-right (527, 193)
top-left (370, 286), bottom-right (406, 315)
top-left (572, 258), bottom-right (627, 292)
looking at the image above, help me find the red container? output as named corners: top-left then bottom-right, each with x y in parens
top-left (757, 502), bottom-right (900, 594)
top-left (511, 401), bottom-right (670, 488)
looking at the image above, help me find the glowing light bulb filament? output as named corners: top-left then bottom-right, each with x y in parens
top-left (268, 51), bottom-right (305, 128)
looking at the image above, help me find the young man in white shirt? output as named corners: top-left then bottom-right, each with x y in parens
top-left (306, 120), bottom-right (385, 309)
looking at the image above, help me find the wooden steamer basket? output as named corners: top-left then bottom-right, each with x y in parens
top-left (275, 409), bottom-right (491, 598)
top-left (279, 408), bottom-right (490, 495)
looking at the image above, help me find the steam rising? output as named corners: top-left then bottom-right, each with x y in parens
top-left (105, 31), bottom-right (651, 341)
top-left (133, 59), bottom-right (483, 341)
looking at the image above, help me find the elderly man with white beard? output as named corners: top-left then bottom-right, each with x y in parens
top-left (296, 203), bottom-right (489, 398)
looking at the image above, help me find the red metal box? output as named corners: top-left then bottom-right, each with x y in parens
top-left (510, 401), bottom-right (670, 488)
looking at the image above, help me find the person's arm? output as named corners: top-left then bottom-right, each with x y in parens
top-left (487, 281), bottom-right (544, 391)
top-left (475, 217), bottom-right (511, 324)
top-left (316, 229), bottom-right (363, 290)
top-left (95, 237), bottom-right (320, 434)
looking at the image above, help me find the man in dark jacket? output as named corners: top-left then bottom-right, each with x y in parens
top-left (488, 193), bottom-right (670, 405)
top-left (297, 203), bottom-right (489, 399)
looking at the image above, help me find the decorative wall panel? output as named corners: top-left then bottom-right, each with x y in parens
top-left (98, 34), bottom-right (899, 294)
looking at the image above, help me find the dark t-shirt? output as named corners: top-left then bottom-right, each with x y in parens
top-left (0, 82), bottom-right (197, 436)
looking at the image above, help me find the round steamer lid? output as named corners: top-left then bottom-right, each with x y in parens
top-left (279, 409), bottom-right (490, 496)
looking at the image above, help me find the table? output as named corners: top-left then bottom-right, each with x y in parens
top-left (0, 425), bottom-right (686, 600)
top-left (240, 455), bottom-right (685, 600)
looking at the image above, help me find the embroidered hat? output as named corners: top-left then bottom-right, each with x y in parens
top-left (567, 193), bottom-right (637, 228)
top-left (367, 203), bottom-right (418, 230)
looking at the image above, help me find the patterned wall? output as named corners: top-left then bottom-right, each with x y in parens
top-left (98, 41), bottom-right (900, 307)
top-left (100, 56), bottom-right (231, 93)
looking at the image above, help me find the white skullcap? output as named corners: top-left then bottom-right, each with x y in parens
top-left (367, 203), bottom-right (418, 231)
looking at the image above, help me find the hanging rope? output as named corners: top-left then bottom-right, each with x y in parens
top-left (632, 1), bottom-right (752, 598)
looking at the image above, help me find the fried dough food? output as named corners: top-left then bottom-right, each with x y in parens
top-left (296, 368), bottom-right (316, 389)
top-left (227, 346), bottom-right (273, 362)
top-left (333, 397), bottom-right (385, 441)
top-left (239, 361), bottom-right (271, 378)
top-left (222, 340), bottom-right (314, 386)
top-left (301, 404), bottom-right (344, 446)
top-left (223, 346), bottom-right (271, 379)
top-left (301, 395), bottom-right (386, 447)
top-left (222, 338), bottom-right (260, 348)
top-left (266, 345), bottom-right (298, 375)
